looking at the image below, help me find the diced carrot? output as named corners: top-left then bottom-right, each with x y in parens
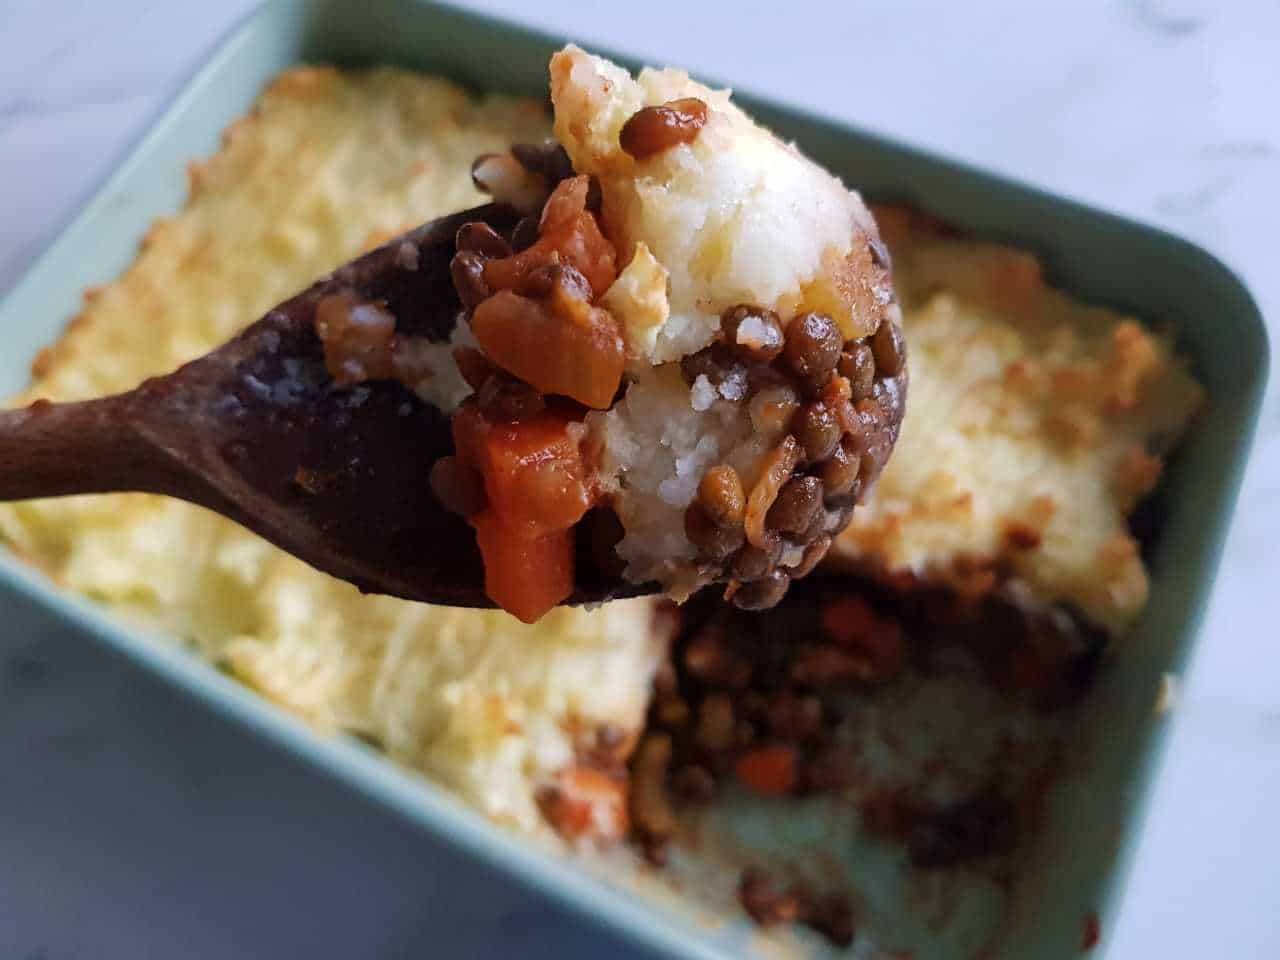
top-left (471, 290), bottom-right (624, 409)
top-left (453, 404), bottom-right (596, 622)
top-left (471, 510), bottom-right (575, 624)
top-left (734, 745), bottom-right (798, 796)
top-left (455, 405), bottom-right (594, 536)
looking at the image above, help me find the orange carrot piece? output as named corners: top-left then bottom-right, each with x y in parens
top-left (471, 291), bottom-right (624, 409)
top-left (472, 511), bottom-right (575, 624)
top-left (735, 745), bottom-right (799, 796)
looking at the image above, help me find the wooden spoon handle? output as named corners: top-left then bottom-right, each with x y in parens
top-left (0, 394), bottom-right (170, 501)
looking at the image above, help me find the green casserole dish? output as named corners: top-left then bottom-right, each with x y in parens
top-left (0, 1), bottom-right (1266, 957)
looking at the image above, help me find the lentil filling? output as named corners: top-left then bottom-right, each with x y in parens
top-left (628, 577), bottom-right (1107, 945)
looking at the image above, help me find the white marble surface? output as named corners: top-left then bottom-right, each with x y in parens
top-left (0, 0), bottom-right (1276, 956)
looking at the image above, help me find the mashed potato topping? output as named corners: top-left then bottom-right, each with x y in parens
top-left (834, 207), bottom-right (1204, 635)
top-left (0, 66), bottom-right (664, 838)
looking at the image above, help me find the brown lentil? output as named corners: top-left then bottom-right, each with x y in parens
top-left (749, 385), bottom-right (802, 436)
top-left (672, 764), bottom-right (717, 804)
top-left (767, 476), bottom-right (824, 536)
top-left (449, 250), bottom-right (490, 310)
top-left (516, 261), bottom-right (593, 304)
top-left (783, 313), bottom-right (843, 389)
top-left (697, 465), bottom-right (746, 528)
top-left (655, 695), bottom-right (690, 729)
top-left (720, 304), bottom-right (785, 361)
top-left (870, 320), bottom-right (906, 377)
top-left (429, 456), bottom-right (488, 517)
top-left (684, 503), bottom-right (746, 560)
top-left (619, 97), bottom-right (709, 159)
top-left (732, 542), bottom-right (777, 582)
top-left (683, 626), bottom-right (752, 688)
top-left (732, 569), bottom-right (791, 610)
top-left (650, 660), bottom-right (679, 700)
top-left (794, 402), bottom-right (842, 463)
top-left (639, 835), bottom-right (670, 867)
top-left (510, 140), bottom-right (575, 184)
top-left (799, 506), bottom-right (831, 543)
top-left (695, 694), bottom-right (736, 752)
top-left (838, 342), bottom-right (877, 400)
top-left (630, 733), bottom-right (678, 840)
top-left (476, 375), bottom-right (546, 422)
top-left (455, 221), bottom-right (512, 259)
top-left (818, 438), bottom-right (861, 498)
top-left (510, 215), bottom-right (540, 252)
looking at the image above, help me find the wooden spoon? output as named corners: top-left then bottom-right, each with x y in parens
top-left (0, 203), bottom-right (646, 609)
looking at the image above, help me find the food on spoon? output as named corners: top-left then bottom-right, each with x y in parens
top-left (317, 46), bottom-right (905, 622)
